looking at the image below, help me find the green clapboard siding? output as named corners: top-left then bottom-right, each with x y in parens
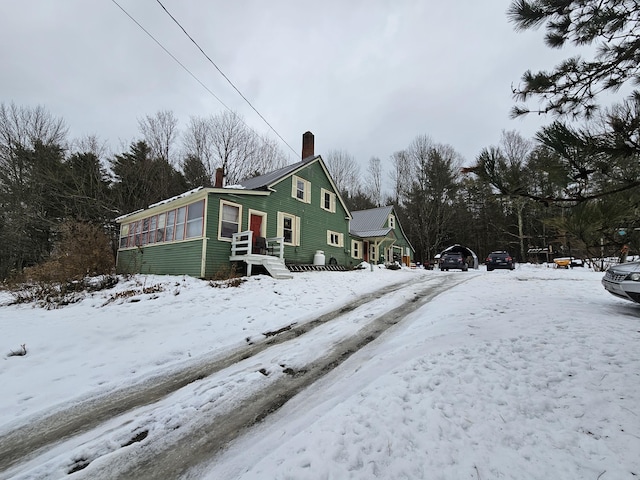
top-left (208, 161), bottom-right (352, 269)
top-left (117, 240), bottom-right (204, 277)
top-left (117, 157), bottom-right (360, 278)
top-left (203, 195), bottom-right (236, 277)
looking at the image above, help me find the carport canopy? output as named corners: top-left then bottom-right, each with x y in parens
top-left (440, 244), bottom-right (479, 269)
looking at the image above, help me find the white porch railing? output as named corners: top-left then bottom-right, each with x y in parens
top-left (230, 231), bottom-right (285, 260)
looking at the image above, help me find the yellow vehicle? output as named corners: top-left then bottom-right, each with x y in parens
top-left (553, 257), bottom-right (572, 268)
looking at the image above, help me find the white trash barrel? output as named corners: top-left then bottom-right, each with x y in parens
top-left (313, 250), bottom-right (325, 266)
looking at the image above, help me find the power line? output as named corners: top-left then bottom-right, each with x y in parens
top-left (110, 0), bottom-right (232, 113)
top-left (154, 0), bottom-right (297, 156)
top-left (110, 0), bottom-right (297, 158)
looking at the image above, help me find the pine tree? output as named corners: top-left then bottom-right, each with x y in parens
top-left (509, 0), bottom-right (640, 118)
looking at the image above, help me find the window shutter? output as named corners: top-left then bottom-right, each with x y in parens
top-left (277, 211), bottom-right (284, 238)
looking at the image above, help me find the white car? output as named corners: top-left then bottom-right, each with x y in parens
top-left (602, 260), bottom-right (640, 304)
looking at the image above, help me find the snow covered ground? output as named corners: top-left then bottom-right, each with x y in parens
top-left (1, 263), bottom-right (639, 479)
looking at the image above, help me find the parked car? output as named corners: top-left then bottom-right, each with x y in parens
top-left (440, 252), bottom-right (468, 271)
top-left (485, 251), bottom-right (515, 271)
top-left (602, 260), bottom-right (640, 304)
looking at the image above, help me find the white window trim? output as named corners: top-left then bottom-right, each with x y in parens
top-left (351, 239), bottom-right (363, 259)
top-left (277, 211), bottom-right (301, 246)
top-left (320, 188), bottom-right (336, 213)
top-left (327, 230), bottom-right (344, 247)
top-left (291, 175), bottom-right (311, 204)
top-left (218, 200), bottom-right (243, 241)
top-left (388, 214), bottom-right (395, 229)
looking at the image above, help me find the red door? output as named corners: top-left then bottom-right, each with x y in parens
top-left (363, 241), bottom-right (369, 262)
top-left (250, 214), bottom-right (262, 238)
top-left (250, 214), bottom-right (263, 253)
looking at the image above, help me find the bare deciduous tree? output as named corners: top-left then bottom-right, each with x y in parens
top-left (70, 134), bottom-right (109, 160)
top-left (182, 115), bottom-right (216, 182)
top-left (390, 150), bottom-right (412, 206)
top-left (182, 111), bottom-right (290, 186)
top-left (252, 134), bottom-right (289, 177)
top-left (0, 104), bottom-right (69, 278)
top-left (138, 110), bottom-right (179, 165)
top-left (324, 149), bottom-right (360, 196)
top-left (0, 102), bottom-right (67, 154)
top-left (210, 111), bottom-right (257, 185)
top-left (498, 130), bottom-right (534, 261)
top-left (365, 156), bottom-right (383, 207)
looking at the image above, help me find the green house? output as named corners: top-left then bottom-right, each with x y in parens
top-left (115, 132), bottom-right (415, 279)
top-left (349, 205), bottom-right (415, 266)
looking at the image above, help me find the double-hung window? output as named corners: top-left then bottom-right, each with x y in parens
top-left (320, 188), bottom-right (336, 213)
top-left (351, 239), bottom-right (363, 259)
top-left (291, 175), bottom-right (311, 203)
top-left (277, 211), bottom-right (300, 246)
top-left (219, 201), bottom-right (242, 240)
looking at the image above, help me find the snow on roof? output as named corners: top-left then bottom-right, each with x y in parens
top-left (147, 187), bottom-right (204, 209)
top-left (114, 209), bottom-right (144, 222)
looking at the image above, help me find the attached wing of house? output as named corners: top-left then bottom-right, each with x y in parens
top-left (349, 205), bottom-right (415, 266)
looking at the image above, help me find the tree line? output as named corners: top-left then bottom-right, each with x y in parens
top-left (1, 0), bottom-right (638, 280)
top-left (0, 107), bottom-right (290, 280)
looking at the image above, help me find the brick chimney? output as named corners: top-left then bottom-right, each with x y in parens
top-left (301, 131), bottom-right (314, 161)
top-left (214, 167), bottom-right (224, 188)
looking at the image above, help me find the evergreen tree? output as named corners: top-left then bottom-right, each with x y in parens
top-left (0, 141), bottom-right (68, 276)
top-left (182, 154), bottom-right (213, 189)
top-left (65, 151), bottom-right (112, 223)
top-left (110, 140), bottom-right (186, 215)
top-left (509, 0), bottom-right (640, 118)
top-left (400, 137), bottom-right (460, 263)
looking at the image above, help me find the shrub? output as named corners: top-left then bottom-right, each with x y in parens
top-left (209, 264), bottom-right (246, 288)
top-left (3, 221), bottom-right (118, 308)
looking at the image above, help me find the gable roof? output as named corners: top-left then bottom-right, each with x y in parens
top-left (350, 205), bottom-right (415, 252)
top-left (239, 155), bottom-right (352, 219)
top-left (350, 205), bottom-right (393, 237)
top-left (238, 157), bottom-right (316, 190)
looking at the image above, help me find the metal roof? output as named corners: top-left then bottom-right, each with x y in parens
top-left (350, 206), bottom-right (393, 237)
top-left (239, 157), bottom-right (318, 190)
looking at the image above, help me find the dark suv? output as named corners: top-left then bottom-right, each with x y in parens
top-left (485, 251), bottom-right (515, 271)
top-left (440, 252), bottom-right (468, 271)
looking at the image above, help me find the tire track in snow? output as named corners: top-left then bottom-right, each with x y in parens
top-left (78, 274), bottom-right (471, 480)
top-left (0, 274), bottom-right (464, 474)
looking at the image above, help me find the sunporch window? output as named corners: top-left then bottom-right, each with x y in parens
top-left (186, 200), bottom-right (205, 238)
top-left (118, 199), bottom-right (206, 248)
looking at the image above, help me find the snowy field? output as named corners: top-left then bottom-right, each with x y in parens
top-left (1, 264), bottom-right (639, 479)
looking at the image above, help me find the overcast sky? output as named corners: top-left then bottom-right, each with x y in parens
top-left (1, 1), bottom-right (573, 174)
